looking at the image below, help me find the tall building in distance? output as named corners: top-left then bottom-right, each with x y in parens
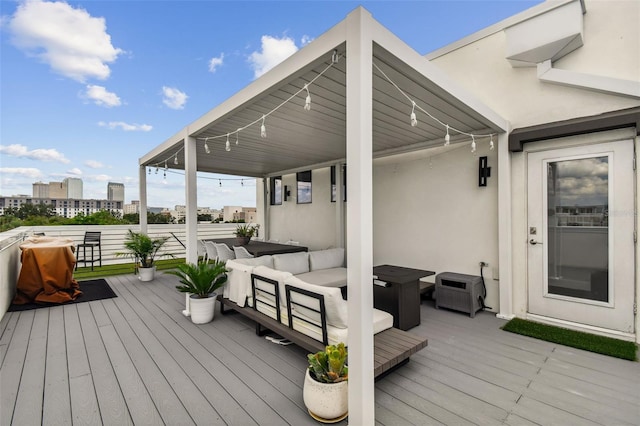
top-left (107, 182), bottom-right (125, 201)
top-left (64, 177), bottom-right (83, 199)
top-left (32, 182), bottom-right (49, 198)
top-left (48, 181), bottom-right (67, 198)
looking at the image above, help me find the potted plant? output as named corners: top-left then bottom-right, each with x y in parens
top-left (167, 261), bottom-right (228, 324)
top-left (234, 223), bottom-right (259, 245)
top-left (303, 343), bottom-right (349, 423)
top-left (117, 229), bottom-right (171, 282)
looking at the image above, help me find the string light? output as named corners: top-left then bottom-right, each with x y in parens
top-left (304, 84), bottom-right (311, 111)
top-left (241, 179), bottom-right (244, 186)
top-left (410, 101), bottom-right (417, 127)
top-left (444, 125), bottom-right (450, 146)
top-left (331, 49), bottom-right (339, 64)
top-left (174, 153), bottom-right (178, 165)
top-left (204, 138), bottom-right (210, 154)
top-left (164, 160), bottom-right (168, 171)
top-left (225, 134), bottom-right (231, 152)
top-left (155, 167), bottom-right (158, 174)
top-left (489, 135), bottom-right (495, 150)
top-left (260, 115), bottom-right (267, 138)
top-left (219, 179), bottom-right (222, 187)
top-left (235, 129), bottom-right (240, 145)
top-left (148, 167), bottom-right (151, 175)
top-left (471, 135), bottom-right (476, 153)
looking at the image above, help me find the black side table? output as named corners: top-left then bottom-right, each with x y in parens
top-left (373, 265), bottom-right (435, 330)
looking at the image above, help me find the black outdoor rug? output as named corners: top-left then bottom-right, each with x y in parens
top-left (8, 279), bottom-right (117, 312)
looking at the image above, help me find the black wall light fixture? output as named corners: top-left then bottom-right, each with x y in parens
top-left (284, 185), bottom-right (292, 201)
top-left (479, 156), bottom-right (491, 187)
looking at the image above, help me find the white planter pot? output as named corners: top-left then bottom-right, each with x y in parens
top-left (303, 368), bottom-right (348, 423)
top-left (189, 293), bottom-right (216, 324)
top-left (138, 266), bottom-right (156, 282)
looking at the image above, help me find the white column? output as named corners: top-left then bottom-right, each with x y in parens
top-left (139, 164), bottom-right (148, 234)
top-left (497, 128), bottom-right (515, 320)
top-left (335, 162), bottom-right (345, 248)
top-left (345, 7), bottom-right (374, 425)
top-left (184, 135), bottom-right (198, 265)
top-left (261, 178), bottom-right (269, 240)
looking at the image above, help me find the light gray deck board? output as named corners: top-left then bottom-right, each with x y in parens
top-left (42, 306), bottom-right (72, 425)
top-left (12, 309), bottom-right (48, 424)
top-left (76, 302), bottom-right (133, 425)
top-left (1, 274), bottom-right (639, 425)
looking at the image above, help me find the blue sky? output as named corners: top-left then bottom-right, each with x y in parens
top-left (0, 0), bottom-right (540, 209)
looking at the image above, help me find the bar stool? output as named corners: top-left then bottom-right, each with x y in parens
top-left (76, 231), bottom-right (102, 270)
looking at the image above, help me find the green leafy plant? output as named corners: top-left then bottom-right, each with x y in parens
top-left (307, 343), bottom-right (348, 383)
top-left (168, 261), bottom-right (228, 298)
top-left (116, 229), bottom-right (171, 268)
top-left (234, 223), bottom-right (259, 237)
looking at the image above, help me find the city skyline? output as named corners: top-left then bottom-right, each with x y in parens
top-left (1, 0), bottom-right (541, 207)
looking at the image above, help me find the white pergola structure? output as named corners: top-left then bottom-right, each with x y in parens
top-left (139, 7), bottom-right (510, 424)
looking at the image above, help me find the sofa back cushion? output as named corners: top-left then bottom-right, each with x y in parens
top-left (284, 275), bottom-right (348, 329)
top-left (273, 251), bottom-right (310, 275)
top-left (309, 248), bottom-right (344, 271)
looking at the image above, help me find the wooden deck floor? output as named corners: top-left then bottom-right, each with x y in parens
top-left (1, 273), bottom-right (638, 425)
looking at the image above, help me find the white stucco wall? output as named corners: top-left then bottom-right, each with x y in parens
top-left (429, 0), bottom-right (640, 334)
top-left (373, 143), bottom-right (500, 312)
top-left (264, 168), bottom-right (341, 250)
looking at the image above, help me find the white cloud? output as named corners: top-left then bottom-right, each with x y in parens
top-left (208, 53), bottom-right (224, 73)
top-left (85, 84), bottom-right (121, 107)
top-left (301, 35), bottom-right (313, 46)
top-left (7, 0), bottom-right (123, 82)
top-left (67, 167), bottom-right (82, 175)
top-left (98, 121), bottom-right (152, 132)
top-left (0, 167), bottom-right (43, 178)
top-left (0, 144), bottom-right (70, 163)
top-left (84, 160), bottom-right (104, 169)
top-left (162, 86), bottom-right (188, 110)
top-left (92, 174), bottom-right (111, 182)
top-left (249, 35), bottom-right (298, 79)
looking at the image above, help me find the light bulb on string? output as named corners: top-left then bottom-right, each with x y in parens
top-left (241, 179), bottom-right (244, 186)
top-left (410, 101), bottom-right (417, 127)
top-left (174, 153), bottom-right (178, 165)
top-left (444, 125), bottom-right (450, 146)
top-left (225, 134), bottom-right (231, 152)
top-left (148, 167), bottom-right (151, 175)
top-left (164, 160), bottom-right (168, 171)
top-left (331, 49), bottom-right (339, 64)
top-left (204, 138), bottom-right (210, 154)
top-left (219, 179), bottom-right (222, 187)
top-left (471, 135), bottom-right (477, 153)
top-left (155, 166), bottom-right (158, 174)
top-left (236, 129), bottom-right (240, 145)
top-left (260, 115), bottom-right (267, 138)
top-left (489, 134), bottom-right (495, 150)
top-left (304, 84), bottom-right (311, 111)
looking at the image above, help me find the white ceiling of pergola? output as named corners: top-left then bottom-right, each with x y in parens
top-left (140, 8), bottom-right (507, 179)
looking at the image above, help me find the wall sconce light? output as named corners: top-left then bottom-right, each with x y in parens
top-left (479, 156), bottom-right (491, 187)
top-left (284, 185), bottom-right (291, 201)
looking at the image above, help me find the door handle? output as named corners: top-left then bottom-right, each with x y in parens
top-left (529, 239), bottom-right (543, 245)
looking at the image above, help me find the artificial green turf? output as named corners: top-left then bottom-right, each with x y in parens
top-left (502, 318), bottom-right (637, 361)
top-left (74, 258), bottom-right (186, 280)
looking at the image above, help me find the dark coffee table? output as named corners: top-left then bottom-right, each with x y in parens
top-left (373, 265), bottom-right (435, 330)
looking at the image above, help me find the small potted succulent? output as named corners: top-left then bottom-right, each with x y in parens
top-left (303, 343), bottom-right (348, 422)
top-left (234, 223), bottom-right (259, 245)
top-left (167, 260), bottom-right (228, 324)
top-left (117, 230), bottom-right (171, 281)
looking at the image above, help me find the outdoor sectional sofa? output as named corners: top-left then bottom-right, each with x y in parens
top-left (220, 248), bottom-right (428, 377)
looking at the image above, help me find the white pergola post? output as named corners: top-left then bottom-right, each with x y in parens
top-left (497, 128), bottom-right (514, 320)
top-left (184, 135), bottom-right (198, 265)
top-left (335, 162), bottom-right (345, 248)
top-left (139, 164), bottom-right (148, 234)
top-left (345, 8), bottom-right (375, 425)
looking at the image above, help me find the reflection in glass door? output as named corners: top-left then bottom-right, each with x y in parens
top-left (547, 157), bottom-right (609, 302)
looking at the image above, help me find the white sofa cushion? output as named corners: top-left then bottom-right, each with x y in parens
top-left (224, 256), bottom-right (274, 305)
top-left (309, 248), bottom-right (344, 271)
top-left (273, 252), bottom-right (310, 275)
top-left (296, 267), bottom-right (347, 288)
top-left (248, 266), bottom-right (293, 324)
top-left (284, 275), bottom-right (348, 329)
top-left (290, 307), bottom-right (393, 346)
